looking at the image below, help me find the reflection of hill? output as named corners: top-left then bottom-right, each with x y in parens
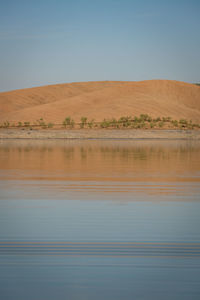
top-left (0, 140), bottom-right (199, 182)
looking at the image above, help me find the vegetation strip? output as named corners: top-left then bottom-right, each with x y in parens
top-left (1, 114), bottom-right (200, 130)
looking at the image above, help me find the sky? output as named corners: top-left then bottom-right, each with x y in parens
top-left (0, 0), bottom-right (200, 92)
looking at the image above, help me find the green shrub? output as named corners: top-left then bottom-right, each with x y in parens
top-left (154, 117), bottom-right (161, 122)
top-left (24, 121), bottom-right (30, 127)
top-left (70, 119), bottom-right (75, 128)
top-left (47, 123), bottom-right (54, 128)
top-left (131, 123), bottom-right (140, 129)
top-left (36, 118), bottom-right (46, 128)
top-left (3, 121), bottom-right (10, 128)
top-left (172, 120), bottom-right (178, 127)
top-left (65, 117), bottom-right (71, 125)
top-left (162, 116), bottom-right (171, 122)
top-left (179, 119), bottom-right (188, 125)
top-left (134, 122), bottom-right (145, 128)
top-left (139, 114), bottom-right (152, 122)
top-left (63, 120), bottom-right (67, 128)
top-left (119, 117), bottom-right (131, 127)
top-left (134, 116), bottom-right (140, 122)
top-left (63, 117), bottom-right (74, 128)
top-left (110, 118), bottom-right (118, 128)
top-left (100, 119), bottom-right (110, 128)
top-left (80, 117), bottom-right (87, 128)
top-left (118, 116), bottom-right (132, 127)
top-left (88, 119), bottom-right (95, 128)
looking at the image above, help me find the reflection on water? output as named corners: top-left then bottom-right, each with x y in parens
top-left (0, 140), bottom-right (200, 180)
top-left (1, 241), bottom-right (200, 257)
top-left (0, 140), bottom-right (200, 299)
top-left (0, 140), bottom-right (200, 198)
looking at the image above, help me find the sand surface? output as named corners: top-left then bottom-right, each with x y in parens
top-left (0, 80), bottom-right (200, 124)
top-left (0, 129), bottom-right (200, 139)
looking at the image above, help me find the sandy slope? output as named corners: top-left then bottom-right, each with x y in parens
top-left (0, 80), bottom-right (200, 123)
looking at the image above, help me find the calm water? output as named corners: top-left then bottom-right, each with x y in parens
top-left (0, 140), bottom-right (200, 300)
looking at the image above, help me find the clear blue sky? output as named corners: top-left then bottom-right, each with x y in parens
top-left (0, 0), bottom-right (200, 91)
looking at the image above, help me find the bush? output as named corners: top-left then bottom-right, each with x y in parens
top-left (154, 117), bottom-right (161, 122)
top-left (192, 123), bottom-right (200, 128)
top-left (63, 120), bottom-right (67, 128)
top-left (65, 117), bottom-right (71, 125)
top-left (140, 114), bottom-right (152, 122)
top-left (70, 119), bottom-right (75, 128)
top-left (47, 123), bottom-right (54, 128)
top-left (100, 119), bottom-right (110, 128)
top-left (179, 119), bottom-right (188, 125)
top-left (24, 121), bottom-right (30, 127)
top-left (162, 116), bottom-right (171, 122)
top-left (134, 116), bottom-right (139, 122)
top-left (63, 117), bottom-right (74, 128)
top-left (88, 119), bottom-right (95, 128)
top-left (110, 118), bottom-right (118, 128)
top-left (172, 120), bottom-right (178, 127)
top-left (37, 118), bottom-right (46, 128)
top-left (134, 122), bottom-right (145, 129)
top-left (80, 117), bottom-right (87, 128)
top-left (3, 121), bottom-right (10, 128)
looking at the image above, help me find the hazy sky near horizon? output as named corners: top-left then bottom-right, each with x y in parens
top-left (0, 0), bottom-right (200, 92)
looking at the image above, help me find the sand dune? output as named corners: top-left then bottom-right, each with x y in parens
top-left (0, 80), bottom-right (200, 124)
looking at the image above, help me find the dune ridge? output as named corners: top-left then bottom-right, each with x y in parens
top-left (0, 80), bottom-right (200, 123)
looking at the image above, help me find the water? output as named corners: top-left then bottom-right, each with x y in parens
top-left (0, 140), bottom-right (200, 300)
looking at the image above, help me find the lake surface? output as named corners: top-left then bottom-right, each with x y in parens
top-left (0, 139), bottom-right (200, 300)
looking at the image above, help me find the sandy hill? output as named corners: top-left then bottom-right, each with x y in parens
top-left (0, 80), bottom-right (200, 124)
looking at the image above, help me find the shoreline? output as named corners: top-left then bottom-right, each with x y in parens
top-left (0, 129), bottom-right (200, 140)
